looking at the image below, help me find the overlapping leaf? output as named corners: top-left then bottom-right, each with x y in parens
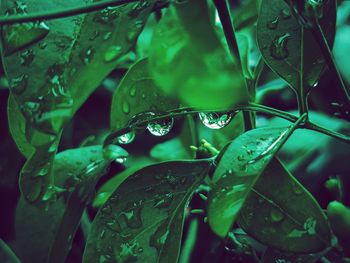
top-left (238, 158), bottom-right (332, 253)
top-left (1, 0), bottom-right (156, 203)
top-left (83, 160), bottom-right (211, 263)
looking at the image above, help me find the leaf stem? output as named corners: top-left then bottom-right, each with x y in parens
top-left (213, 0), bottom-right (254, 130)
top-left (0, 0), bottom-right (138, 25)
top-left (297, 27), bottom-right (309, 117)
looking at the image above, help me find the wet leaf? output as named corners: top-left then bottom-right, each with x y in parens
top-left (257, 0), bottom-right (336, 92)
top-left (83, 160), bottom-right (211, 263)
top-left (110, 58), bottom-right (179, 131)
top-left (208, 124), bottom-right (301, 238)
top-left (149, 0), bottom-right (247, 110)
top-left (1, 0), bottom-right (155, 203)
top-left (238, 158), bottom-right (332, 253)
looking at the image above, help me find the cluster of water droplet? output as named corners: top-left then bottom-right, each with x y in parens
top-left (198, 111), bottom-right (236, 129)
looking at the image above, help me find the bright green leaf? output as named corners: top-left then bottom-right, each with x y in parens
top-left (83, 160), bottom-right (211, 263)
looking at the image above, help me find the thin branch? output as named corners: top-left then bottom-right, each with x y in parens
top-left (0, 0), bottom-right (138, 25)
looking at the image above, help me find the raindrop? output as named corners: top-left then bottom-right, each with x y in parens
top-left (154, 193), bottom-right (174, 208)
top-left (270, 33), bottom-right (291, 60)
top-left (267, 16), bottom-right (279, 30)
top-left (79, 46), bottom-right (95, 65)
top-left (126, 20), bottom-right (144, 42)
top-left (150, 223), bottom-right (169, 252)
top-left (129, 86), bottom-right (136, 97)
top-left (20, 49), bottom-right (35, 66)
top-left (270, 207), bottom-right (285, 223)
top-left (147, 113), bottom-right (174, 136)
top-left (122, 101), bottom-right (130, 114)
top-left (10, 74), bottom-right (28, 94)
top-left (103, 32), bottom-right (112, 41)
top-left (198, 111), bottom-right (236, 129)
top-left (280, 8), bottom-right (291, 19)
top-left (117, 131), bottom-right (135, 144)
top-left (104, 45), bottom-right (122, 62)
top-left (121, 200), bottom-right (143, 229)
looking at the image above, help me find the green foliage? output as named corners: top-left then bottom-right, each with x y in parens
top-left (1, 0), bottom-right (350, 262)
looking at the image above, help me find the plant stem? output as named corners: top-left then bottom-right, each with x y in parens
top-left (0, 0), bottom-right (137, 25)
top-left (213, 0), bottom-right (254, 131)
top-left (311, 18), bottom-right (350, 104)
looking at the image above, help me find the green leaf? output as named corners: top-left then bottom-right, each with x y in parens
top-left (83, 160), bottom-right (211, 263)
top-left (110, 58), bottom-right (179, 131)
top-left (208, 124), bottom-right (300, 238)
top-left (1, 0), bottom-right (155, 203)
top-left (238, 158), bottom-right (332, 253)
top-left (149, 0), bottom-right (247, 110)
top-left (257, 0), bottom-right (336, 92)
top-left (0, 240), bottom-right (21, 263)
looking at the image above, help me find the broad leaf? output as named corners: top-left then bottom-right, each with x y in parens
top-left (238, 158), bottom-right (332, 253)
top-left (208, 125), bottom-right (300, 237)
top-left (83, 160), bottom-right (211, 263)
top-left (1, 0), bottom-right (155, 202)
top-left (262, 247), bottom-right (321, 263)
top-left (110, 58), bottom-right (179, 131)
top-left (149, 0), bottom-right (247, 110)
top-left (257, 0), bottom-right (336, 92)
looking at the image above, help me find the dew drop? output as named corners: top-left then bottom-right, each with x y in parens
top-left (103, 32), bottom-right (112, 41)
top-left (89, 30), bottom-right (100, 41)
top-left (121, 200), bottom-right (143, 229)
top-left (93, 7), bottom-right (120, 25)
top-left (39, 41), bottom-right (47, 49)
top-left (128, 1), bottom-right (150, 18)
top-left (104, 45), bottom-right (122, 62)
top-left (270, 207), bottom-right (285, 223)
top-left (122, 101), bottom-right (130, 114)
top-left (270, 33), bottom-right (291, 60)
top-left (79, 46), bottom-right (95, 65)
top-left (198, 111), bottom-right (236, 129)
top-left (154, 193), bottom-right (174, 208)
top-left (117, 131), bottom-right (135, 144)
top-left (280, 8), bottom-right (291, 19)
top-left (149, 223), bottom-right (169, 252)
top-left (147, 113), bottom-right (174, 136)
top-left (20, 49), bottom-right (35, 66)
top-left (126, 20), bottom-right (144, 42)
top-left (10, 74), bottom-right (28, 94)
top-left (267, 16), bottom-right (279, 30)
top-left (129, 86), bottom-right (136, 97)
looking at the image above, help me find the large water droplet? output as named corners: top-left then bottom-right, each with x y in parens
top-left (147, 113), bottom-right (174, 136)
top-left (20, 49), bottom-right (35, 66)
top-left (79, 46), bottom-right (95, 65)
top-left (129, 86), bottom-right (136, 97)
top-left (104, 45), bottom-right (122, 62)
top-left (121, 200), bottom-right (143, 229)
top-left (122, 101), bottom-right (130, 114)
top-left (149, 223), bottom-right (169, 252)
top-left (199, 111), bottom-right (236, 129)
top-left (270, 33), bottom-right (291, 60)
top-left (267, 16), bottom-right (279, 29)
top-left (270, 207), bottom-right (285, 223)
top-left (117, 131), bottom-right (135, 144)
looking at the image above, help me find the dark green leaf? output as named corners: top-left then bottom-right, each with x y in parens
top-left (0, 240), bottom-right (21, 263)
top-left (208, 125), bottom-right (300, 237)
top-left (262, 247), bottom-right (321, 263)
top-left (238, 158), bottom-right (332, 253)
top-left (110, 58), bottom-right (179, 131)
top-left (2, 0), bottom-right (155, 203)
top-left (257, 0), bottom-right (336, 92)
top-left (149, 0), bottom-right (247, 110)
top-left (83, 160), bottom-right (211, 263)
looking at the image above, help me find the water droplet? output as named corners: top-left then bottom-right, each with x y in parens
top-left (115, 240), bottom-right (143, 263)
top-left (147, 113), bottom-right (174, 136)
top-left (104, 45), bottom-right (122, 62)
top-left (121, 200), bottom-right (143, 229)
top-left (106, 219), bottom-right (122, 233)
top-left (10, 74), bottom-right (28, 94)
top-left (129, 86), bottom-right (136, 97)
top-left (103, 32), bottom-right (112, 41)
top-left (267, 16), bottom-right (279, 29)
top-left (89, 30), bottom-right (100, 41)
top-left (270, 33), bottom-right (291, 60)
top-left (141, 93), bottom-right (146, 99)
top-left (280, 8), bottom-right (291, 19)
top-left (122, 101), bottom-right (130, 114)
top-left (128, 1), bottom-right (150, 18)
top-left (270, 207), bottom-right (285, 223)
top-left (39, 41), bottom-right (47, 49)
top-left (117, 131), bottom-right (135, 144)
top-left (154, 193), bottom-right (174, 208)
top-left (126, 20), bottom-right (144, 42)
top-left (198, 111), bottom-right (236, 129)
top-left (20, 49), bottom-right (35, 66)
top-left (103, 145), bottom-right (128, 162)
top-left (93, 7), bottom-right (120, 25)
top-left (79, 46), bottom-right (95, 65)
top-left (150, 223), bottom-right (169, 252)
